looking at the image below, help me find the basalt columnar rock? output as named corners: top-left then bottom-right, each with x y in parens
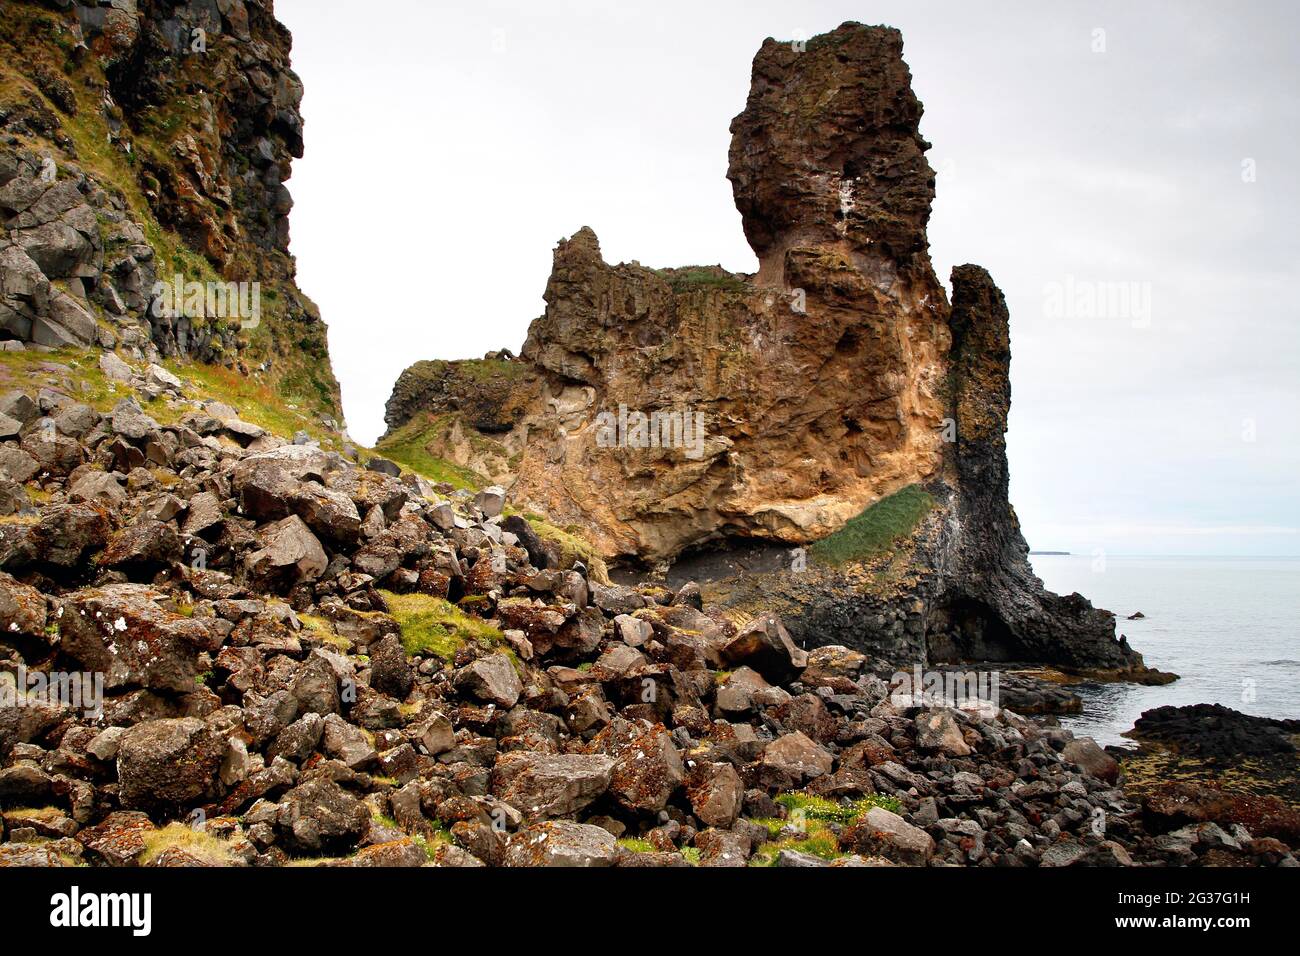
top-left (0, 0), bottom-right (340, 423)
top-left (383, 23), bottom-right (1148, 676)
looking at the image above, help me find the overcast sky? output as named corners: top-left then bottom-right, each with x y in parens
top-left (276, 0), bottom-right (1299, 557)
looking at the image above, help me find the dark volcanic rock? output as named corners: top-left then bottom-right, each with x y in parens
top-left (1131, 704), bottom-right (1300, 761)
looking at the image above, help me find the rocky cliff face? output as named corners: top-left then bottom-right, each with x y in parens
top-left (0, 0), bottom-right (340, 421)
top-left (383, 22), bottom-right (1150, 676)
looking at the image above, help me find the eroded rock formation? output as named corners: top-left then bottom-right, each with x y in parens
top-left (383, 23), bottom-right (1148, 674)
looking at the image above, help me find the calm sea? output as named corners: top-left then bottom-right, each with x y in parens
top-left (1028, 555), bottom-right (1300, 746)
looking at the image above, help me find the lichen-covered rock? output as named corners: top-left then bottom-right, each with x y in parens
top-left (841, 807), bottom-right (936, 866)
top-left (589, 719), bottom-right (684, 813)
top-left (59, 584), bottom-right (223, 694)
top-left (116, 718), bottom-right (225, 813)
top-left (276, 778), bottom-right (370, 854)
top-left (504, 821), bottom-right (617, 867)
top-left (0, 571), bottom-right (46, 638)
top-left (491, 752), bottom-right (615, 820)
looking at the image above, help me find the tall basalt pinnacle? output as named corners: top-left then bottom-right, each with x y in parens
top-left (728, 23), bottom-right (938, 290)
top-left (943, 265), bottom-right (1132, 671)
top-left (383, 22), bottom-right (1151, 675)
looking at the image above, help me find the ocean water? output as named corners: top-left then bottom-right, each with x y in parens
top-left (1029, 555), bottom-right (1300, 747)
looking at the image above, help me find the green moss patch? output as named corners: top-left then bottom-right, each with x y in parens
top-left (378, 590), bottom-right (503, 660)
top-left (656, 266), bottom-right (749, 294)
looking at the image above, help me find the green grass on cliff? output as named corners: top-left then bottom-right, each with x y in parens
top-left (163, 358), bottom-right (344, 449)
top-left (373, 414), bottom-right (489, 490)
top-left (0, 7), bottom-right (343, 427)
top-left (655, 267), bottom-right (748, 294)
top-left (809, 484), bottom-right (935, 565)
top-left (405, 358), bottom-right (531, 384)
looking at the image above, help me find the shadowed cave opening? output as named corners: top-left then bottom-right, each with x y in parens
top-left (926, 596), bottom-right (1028, 664)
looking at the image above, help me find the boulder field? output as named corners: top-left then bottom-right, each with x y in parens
top-left (0, 368), bottom-right (1292, 867)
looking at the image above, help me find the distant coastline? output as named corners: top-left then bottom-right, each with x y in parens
top-left (1029, 550), bottom-right (1071, 555)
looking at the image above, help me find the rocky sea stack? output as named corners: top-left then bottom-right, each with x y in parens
top-left (384, 23), bottom-right (1152, 678)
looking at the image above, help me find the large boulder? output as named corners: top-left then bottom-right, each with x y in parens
top-left (914, 708), bottom-right (972, 757)
top-left (245, 515), bottom-right (328, 586)
top-left (116, 718), bottom-right (225, 813)
top-left (20, 428), bottom-right (84, 476)
top-left (59, 584), bottom-right (223, 693)
top-left (503, 821), bottom-right (617, 867)
top-left (453, 653), bottom-right (522, 708)
top-left (0, 446), bottom-right (39, 483)
top-left (69, 470), bottom-right (127, 508)
top-left (1062, 737), bottom-right (1119, 784)
top-left (686, 761), bottom-right (744, 828)
top-left (276, 778), bottom-right (370, 854)
top-left (491, 752), bottom-right (614, 820)
top-left (589, 719), bottom-right (683, 813)
top-left (0, 503), bottom-right (110, 571)
top-left (841, 807), bottom-right (936, 866)
top-left (98, 520), bottom-right (182, 576)
top-left (0, 571), bottom-right (46, 638)
top-left (288, 654), bottom-right (341, 716)
top-left (719, 615), bottom-right (808, 682)
top-left (369, 634), bottom-right (414, 699)
top-left (761, 731), bottom-right (833, 781)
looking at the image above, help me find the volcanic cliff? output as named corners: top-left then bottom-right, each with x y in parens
top-left (383, 23), bottom-right (1149, 676)
top-left (1, 0), bottom-right (340, 423)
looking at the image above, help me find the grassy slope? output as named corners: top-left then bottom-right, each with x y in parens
top-left (809, 484), bottom-right (935, 565)
top-left (371, 414), bottom-right (490, 490)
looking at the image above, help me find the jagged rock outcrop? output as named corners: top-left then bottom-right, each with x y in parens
top-left (383, 23), bottom-right (1148, 675)
top-left (0, 0), bottom-right (340, 421)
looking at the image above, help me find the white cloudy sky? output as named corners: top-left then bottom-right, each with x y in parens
top-left (276, 0), bottom-right (1299, 557)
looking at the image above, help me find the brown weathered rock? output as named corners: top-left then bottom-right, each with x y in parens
top-left (277, 778), bottom-right (370, 854)
top-left (59, 584), bottom-right (222, 694)
top-left (245, 515), bottom-right (328, 586)
top-left (589, 719), bottom-right (684, 813)
top-left (0, 571), bottom-right (46, 638)
top-left (504, 821), bottom-right (617, 867)
top-left (915, 708), bottom-right (972, 758)
top-left (686, 761), bottom-right (743, 828)
top-left (453, 653), bottom-right (522, 708)
top-left (841, 807), bottom-right (935, 865)
top-left (116, 718), bottom-right (225, 813)
top-left (761, 731), bottom-right (834, 781)
top-left (719, 615), bottom-right (807, 683)
top-left (1062, 737), bottom-right (1119, 783)
top-left (491, 751), bottom-right (615, 820)
top-left (76, 811), bottom-right (157, 866)
top-left (99, 520), bottom-right (182, 575)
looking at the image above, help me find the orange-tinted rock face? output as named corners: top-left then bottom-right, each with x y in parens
top-left (387, 23), bottom-right (956, 565)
